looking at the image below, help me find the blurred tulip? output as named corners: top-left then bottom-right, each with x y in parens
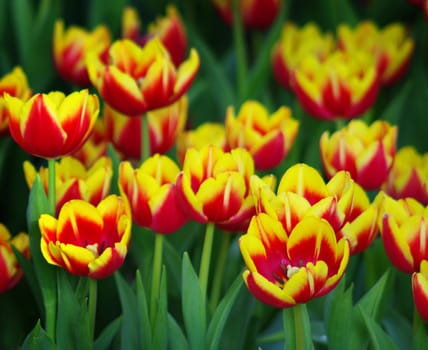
top-left (378, 194), bottom-right (428, 274)
top-left (87, 38), bottom-right (199, 115)
top-left (0, 67), bottom-right (32, 135)
top-left (382, 146), bottom-right (428, 205)
top-left (239, 214), bottom-right (349, 308)
top-left (23, 156), bottom-right (112, 215)
top-left (225, 100), bottom-right (299, 170)
top-left (320, 120), bottom-right (397, 190)
top-left (104, 96), bottom-right (187, 161)
top-left (337, 21), bottom-right (414, 86)
top-left (39, 195), bottom-right (131, 279)
top-left (272, 22), bottom-right (335, 89)
top-left (0, 224), bottom-right (30, 294)
top-left (292, 50), bottom-right (379, 120)
top-left (212, 0), bottom-right (282, 29)
top-left (412, 260), bottom-right (428, 323)
top-left (5, 89), bottom-right (99, 159)
top-left (53, 20), bottom-right (111, 86)
top-left (119, 155), bottom-right (188, 233)
top-left (176, 122), bottom-right (227, 165)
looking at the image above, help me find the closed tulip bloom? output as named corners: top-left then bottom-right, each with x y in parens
top-left (412, 260), bottom-right (428, 323)
top-left (176, 145), bottom-right (255, 229)
top-left (0, 224), bottom-right (30, 294)
top-left (39, 195), bottom-right (131, 279)
top-left (118, 155), bottom-right (188, 233)
top-left (337, 21), bottom-right (414, 86)
top-left (87, 38), bottom-right (199, 116)
top-left (104, 96), bottom-right (187, 160)
top-left (292, 51), bottom-right (379, 120)
top-left (0, 67), bottom-right (32, 135)
top-left (5, 89), bottom-right (99, 159)
top-left (382, 146), bottom-right (428, 205)
top-left (378, 194), bottom-right (428, 274)
top-left (53, 20), bottom-right (111, 86)
top-left (23, 156), bottom-right (112, 215)
top-left (225, 101), bottom-right (299, 171)
top-left (240, 214), bottom-right (349, 308)
top-left (272, 22), bottom-right (335, 89)
top-left (320, 120), bottom-right (397, 190)
top-left (212, 0), bottom-right (282, 29)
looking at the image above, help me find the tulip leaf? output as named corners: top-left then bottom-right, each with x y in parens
top-left (135, 270), bottom-right (153, 350)
top-left (167, 313), bottom-right (190, 350)
top-left (26, 175), bottom-right (50, 227)
top-left (207, 274), bottom-right (243, 350)
top-left (21, 320), bottom-right (57, 350)
top-left (163, 237), bottom-right (183, 298)
top-left (379, 80), bottom-right (411, 126)
top-left (152, 266), bottom-right (168, 350)
top-left (381, 308), bottom-right (412, 350)
top-left (94, 316), bottom-right (121, 350)
top-left (182, 252), bottom-right (207, 350)
top-left (107, 144), bottom-right (121, 196)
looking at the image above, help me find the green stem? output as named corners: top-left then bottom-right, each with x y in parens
top-left (141, 114), bottom-right (150, 164)
top-left (199, 222), bottom-right (215, 303)
top-left (47, 158), bottom-right (56, 216)
top-left (209, 233), bottom-right (231, 311)
top-left (88, 277), bottom-right (98, 341)
top-left (150, 233), bottom-right (164, 324)
top-left (44, 285), bottom-right (57, 341)
top-left (283, 304), bottom-right (313, 350)
top-left (412, 304), bottom-right (426, 350)
top-left (334, 118), bottom-right (346, 131)
top-left (232, 0), bottom-right (248, 103)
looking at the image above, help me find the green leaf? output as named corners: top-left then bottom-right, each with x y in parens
top-left (135, 270), bottom-right (153, 350)
top-left (167, 313), bottom-right (190, 350)
top-left (207, 274), bottom-right (243, 350)
top-left (10, 0), bottom-right (34, 61)
top-left (26, 175), bottom-right (50, 227)
top-left (107, 144), bottom-right (121, 196)
top-left (152, 266), bottom-right (168, 350)
top-left (21, 320), bottom-right (57, 350)
top-left (379, 81), bottom-right (411, 125)
top-left (94, 317), bottom-right (122, 350)
top-left (382, 309), bottom-right (412, 350)
top-left (182, 252), bottom-right (206, 350)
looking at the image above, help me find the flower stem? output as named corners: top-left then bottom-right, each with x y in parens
top-left (232, 0), bottom-right (248, 103)
top-left (412, 304), bottom-right (426, 350)
top-left (209, 233), bottom-right (231, 311)
top-left (88, 277), bottom-right (98, 341)
top-left (141, 114), bottom-right (150, 164)
top-left (283, 304), bottom-right (313, 350)
top-left (150, 233), bottom-right (164, 324)
top-left (199, 222), bottom-right (215, 303)
top-left (47, 158), bottom-right (56, 216)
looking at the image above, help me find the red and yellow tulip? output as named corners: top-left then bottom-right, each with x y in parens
top-left (0, 224), bottom-right (30, 294)
top-left (292, 50), bottom-right (379, 120)
top-left (320, 120), bottom-right (397, 190)
top-left (5, 89), bottom-right (99, 159)
top-left (86, 38), bottom-right (199, 116)
top-left (412, 260), bottom-right (428, 323)
top-left (272, 22), bottom-right (335, 89)
top-left (239, 214), bottom-right (349, 308)
top-left (53, 20), bottom-right (111, 86)
top-left (119, 154), bottom-right (188, 233)
top-left (212, 0), bottom-right (282, 29)
top-left (39, 195), bottom-right (131, 279)
top-left (104, 96), bottom-right (187, 160)
top-left (382, 146), bottom-right (428, 205)
top-left (337, 21), bottom-right (414, 86)
top-left (0, 67), bottom-right (32, 135)
top-left (225, 100), bottom-right (299, 171)
top-left (23, 156), bottom-right (112, 215)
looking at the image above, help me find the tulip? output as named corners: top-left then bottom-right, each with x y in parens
top-left (23, 156), bottom-right (112, 215)
top-left (412, 260), bottom-right (428, 323)
top-left (104, 96), bottom-right (187, 160)
top-left (86, 38), bottom-right (199, 116)
top-left (0, 67), bottom-right (32, 135)
top-left (53, 20), bottom-right (111, 86)
top-left (212, 0), bottom-right (282, 29)
top-left (292, 50), bottom-right (379, 120)
top-left (382, 146), bottom-right (428, 205)
top-left (39, 195), bottom-right (131, 279)
top-left (378, 193), bottom-right (428, 274)
top-left (320, 120), bottom-right (397, 190)
top-left (225, 100), bottom-right (299, 170)
top-left (0, 224), bottom-right (30, 294)
top-left (176, 145), bottom-right (255, 230)
top-left (337, 21), bottom-right (414, 86)
top-left (176, 122), bottom-right (227, 165)
top-left (5, 89), bottom-right (99, 159)
top-left (272, 22), bottom-right (335, 89)
top-left (118, 155), bottom-right (188, 233)
top-left (239, 213), bottom-right (349, 308)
